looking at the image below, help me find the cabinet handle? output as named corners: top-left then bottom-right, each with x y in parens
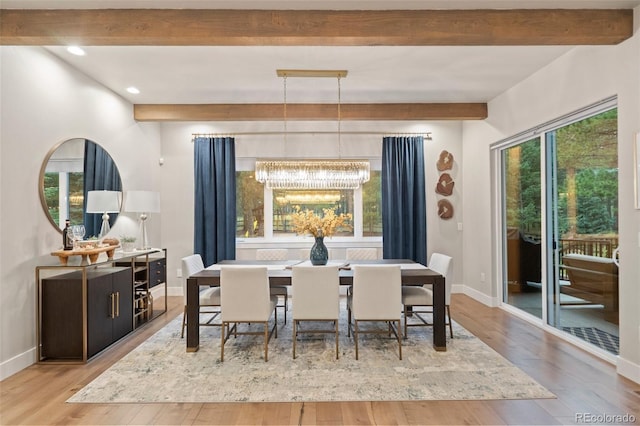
top-left (110, 293), bottom-right (115, 319)
top-left (115, 291), bottom-right (120, 317)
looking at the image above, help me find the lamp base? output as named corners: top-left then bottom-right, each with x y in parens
top-left (137, 213), bottom-right (150, 250)
top-left (98, 213), bottom-right (111, 239)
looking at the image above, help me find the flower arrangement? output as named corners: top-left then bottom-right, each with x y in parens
top-left (291, 207), bottom-right (352, 238)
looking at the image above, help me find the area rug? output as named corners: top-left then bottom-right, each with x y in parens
top-left (68, 304), bottom-right (555, 403)
top-left (562, 326), bottom-right (619, 354)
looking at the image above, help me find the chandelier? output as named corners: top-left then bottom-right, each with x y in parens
top-left (255, 69), bottom-right (370, 190)
top-left (256, 160), bottom-right (370, 189)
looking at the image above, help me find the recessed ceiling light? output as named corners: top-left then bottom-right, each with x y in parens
top-left (66, 46), bottom-right (86, 56)
top-left (126, 87), bottom-right (140, 94)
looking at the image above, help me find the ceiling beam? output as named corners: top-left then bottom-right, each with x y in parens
top-left (0, 9), bottom-right (632, 46)
top-left (133, 103), bottom-right (488, 121)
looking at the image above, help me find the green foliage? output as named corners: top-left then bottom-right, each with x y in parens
top-left (505, 108), bottom-right (618, 238)
top-left (576, 168), bottom-right (618, 233)
top-left (236, 171), bottom-right (264, 237)
top-left (362, 171), bottom-right (382, 235)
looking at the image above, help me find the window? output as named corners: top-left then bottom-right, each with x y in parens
top-left (44, 171), bottom-right (84, 225)
top-left (236, 166), bottom-right (381, 239)
top-left (273, 189), bottom-right (354, 237)
top-left (236, 171), bottom-right (264, 237)
top-left (362, 170), bottom-right (382, 236)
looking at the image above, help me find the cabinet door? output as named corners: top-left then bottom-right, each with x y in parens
top-left (87, 273), bottom-right (114, 358)
top-left (41, 272), bottom-right (83, 359)
top-left (111, 268), bottom-right (134, 341)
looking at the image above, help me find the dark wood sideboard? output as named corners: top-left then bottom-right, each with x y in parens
top-left (36, 249), bottom-right (167, 363)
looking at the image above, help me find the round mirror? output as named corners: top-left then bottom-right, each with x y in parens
top-left (39, 138), bottom-right (123, 236)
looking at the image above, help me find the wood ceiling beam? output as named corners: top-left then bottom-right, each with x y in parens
top-left (0, 9), bottom-right (632, 46)
top-left (133, 103), bottom-right (488, 121)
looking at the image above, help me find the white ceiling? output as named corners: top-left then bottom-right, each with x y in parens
top-left (6, 0), bottom-right (639, 106)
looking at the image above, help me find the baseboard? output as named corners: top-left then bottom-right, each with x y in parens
top-left (0, 347), bottom-right (36, 382)
top-left (617, 356), bottom-right (640, 385)
top-left (461, 285), bottom-right (499, 307)
top-left (151, 284), bottom-right (181, 299)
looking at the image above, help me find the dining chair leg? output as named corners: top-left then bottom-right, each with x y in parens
top-left (447, 305), bottom-right (454, 338)
top-left (334, 319), bottom-right (339, 359)
top-left (354, 320), bottom-right (360, 360)
top-left (347, 307), bottom-right (352, 337)
top-left (397, 320), bottom-right (403, 360)
top-left (284, 296), bottom-right (288, 324)
top-left (292, 320), bottom-right (297, 359)
top-left (220, 322), bottom-right (226, 362)
top-left (274, 310), bottom-right (278, 338)
top-left (263, 321), bottom-right (269, 362)
top-left (403, 305), bottom-right (408, 339)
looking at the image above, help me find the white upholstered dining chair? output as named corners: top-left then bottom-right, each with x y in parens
top-left (219, 266), bottom-right (278, 362)
top-left (347, 264), bottom-right (402, 360)
top-left (180, 254), bottom-right (220, 338)
top-left (346, 248), bottom-right (379, 261)
top-left (291, 265), bottom-right (340, 359)
top-left (255, 248), bottom-right (289, 324)
top-left (401, 252), bottom-right (454, 338)
top-left (345, 247), bottom-right (379, 296)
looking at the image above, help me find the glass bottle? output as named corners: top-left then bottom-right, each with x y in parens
top-left (62, 219), bottom-right (73, 250)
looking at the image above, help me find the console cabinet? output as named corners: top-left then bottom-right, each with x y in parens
top-left (36, 249), bottom-right (167, 363)
top-left (41, 267), bottom-right (132, 360)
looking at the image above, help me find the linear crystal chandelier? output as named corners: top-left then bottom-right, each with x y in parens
top-left (256, 159), bottom-right (370, 189)
top-left (255, 69), bottom-right (370, 190)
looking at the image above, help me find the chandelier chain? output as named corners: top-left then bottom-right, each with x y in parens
top-left (338, 75), bottom-right (342, 159)
top-left (283, 75), bottom-right (288, 156)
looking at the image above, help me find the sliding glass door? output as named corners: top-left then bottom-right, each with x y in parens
top-left (500, 102), bottom-right (619, 355)
top-left (502, 138), bottom-right (543, 319)
top-left (546, 108), bottom-right (619, 354)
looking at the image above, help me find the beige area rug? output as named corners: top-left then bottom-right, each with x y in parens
top-left (68, 303), bottom-right (555, 403)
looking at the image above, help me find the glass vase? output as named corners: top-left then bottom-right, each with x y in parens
top-left (310, 236), bottom-right (329, 265)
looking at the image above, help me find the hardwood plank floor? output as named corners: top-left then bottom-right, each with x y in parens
top-left (1, 294), bottom-right (638, 425)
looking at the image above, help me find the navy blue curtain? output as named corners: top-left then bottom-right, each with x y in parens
top-left (194, 137), bottom-right (236, 266)
top-left (83, 140), bottom-right (122, 238)
top-left (381, 136), bottom-right (427, 265)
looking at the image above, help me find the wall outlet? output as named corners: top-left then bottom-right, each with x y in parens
top-left (177, 268), bottom-right (182, 278)
top-left (457, 222), bottom-right (463, 231)
top-left (480, 272), bottom-right (486, 282)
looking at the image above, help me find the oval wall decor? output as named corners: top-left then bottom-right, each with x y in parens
top-left (435, 173), bottom-right (454, 196)
top-left (436, 150), bottom-right (454, 171)
top-left (437, 199), bottom-right (454, 219)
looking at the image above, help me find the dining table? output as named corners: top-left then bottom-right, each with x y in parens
top-left (185, 258), bottom-right (447, 352)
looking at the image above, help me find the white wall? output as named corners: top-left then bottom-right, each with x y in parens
top-left (159, 120), bottom-right (464, 295)
top-left (0, 47), bottom-right (162, 380)
top-left (461, 12), bottom-right (640, 383)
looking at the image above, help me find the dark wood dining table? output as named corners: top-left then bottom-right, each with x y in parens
top-left (186, 258), bottom-right (447, 352)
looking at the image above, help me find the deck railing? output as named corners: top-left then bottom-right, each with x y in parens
top-left (558, 237), bottom-right (618, 280)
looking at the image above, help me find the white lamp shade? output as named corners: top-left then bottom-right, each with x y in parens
top-left (85, 190), bottom-right (122, 213)
top-left (125, 190), bottom-right (161, 213)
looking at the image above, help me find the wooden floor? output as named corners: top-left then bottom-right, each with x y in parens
top-left (1, 294), bottom-right (638, 425)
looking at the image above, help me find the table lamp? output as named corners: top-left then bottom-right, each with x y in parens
top-left (85, 190), bottom-right (122, 239)
top-left (124, 190), bottom-right (160, 249)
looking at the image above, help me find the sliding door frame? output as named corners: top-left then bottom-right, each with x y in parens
top-left (490, 96), bottom-right (618, 364)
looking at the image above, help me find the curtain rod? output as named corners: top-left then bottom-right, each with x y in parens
top-left (192, 131), bottom-right (432, 140)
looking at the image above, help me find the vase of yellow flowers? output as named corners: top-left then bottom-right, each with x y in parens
top-left (309, 236), bottom-right (329, 265)
top-left (291, 207), bottom-right (352, 265)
